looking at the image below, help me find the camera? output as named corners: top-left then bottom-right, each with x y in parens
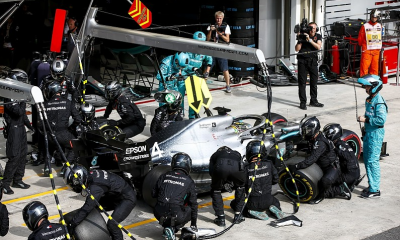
top-left (210, 25), bottom-right (224, 33)
top-left (294, 17), bottom-right (313, 43)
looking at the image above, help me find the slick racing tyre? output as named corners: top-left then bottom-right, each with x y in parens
top-left (278, 163), bottom-right (323, 203)
top-left (63, 208), bottom-right (110, 240)
top-left (142, 165), bottom-right (171, 207)
top-left (342, 129), bottom-right (362, 160)
top-left (254, 112), bottom-right (288, 126)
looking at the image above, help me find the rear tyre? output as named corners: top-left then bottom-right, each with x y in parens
top-left (278, 163), bottom-right (323, 203)
top-left (142, 165), bottom-right (171, 207)
top-left (342, 129), bottom-right (362, 160)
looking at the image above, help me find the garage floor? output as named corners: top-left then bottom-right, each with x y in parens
top-left (1, 76), bottom-right (399, 239)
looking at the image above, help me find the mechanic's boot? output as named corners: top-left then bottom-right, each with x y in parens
top-left (340, 182), bottom-right (352, 200)
top-left (12, 181), bottom-right (30, 189)
top-left (233, 214), bottom-right (245, 224)
top-left (248, 210), bottom-right (269, 220)
top-left (352, 174), bottom-right (366, 191)
top-left (269, 205), bottom-right (286, 219)
top-left (213, 215), bottom-right (226, 227)
top-left (309, 195), bottom-right (324, 204)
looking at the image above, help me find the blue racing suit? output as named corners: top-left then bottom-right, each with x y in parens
top-left (156, 55), bottom-right (186, 112)
top-left (363, 92), bottom-right (387, 193)
top-left (182, 53), bottom-right (213, 118)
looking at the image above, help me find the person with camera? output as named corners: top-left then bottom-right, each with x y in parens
top-left (295, 22), bottom-right (323, 110)
top-left (358, 10), bottom-right (382, 77)
top-left (206, 11), bottom-right (232, 93)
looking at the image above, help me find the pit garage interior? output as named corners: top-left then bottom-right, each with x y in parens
top-left (0, 0), bottom-right (400, 240)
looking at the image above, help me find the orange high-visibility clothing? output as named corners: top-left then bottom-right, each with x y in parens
top-left (358, 21), bottom-right (382, 77)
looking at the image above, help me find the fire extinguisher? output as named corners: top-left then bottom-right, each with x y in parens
top-left (380, 56), bottom-right (388, 84)
top-left (331, 40), bottom-right (340, 74)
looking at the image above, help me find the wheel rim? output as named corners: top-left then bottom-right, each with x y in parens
top-left (283, 177), bottom-right (308, 198)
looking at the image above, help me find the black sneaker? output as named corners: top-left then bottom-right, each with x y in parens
top-left (12, 181), bottom-right (30, 189)
top-left (213, 216), bottom-right (226, 227)
top-left (300, 102), bottom-right (307, 110)
top-left (310, 102), bottom-right (324, 107)
top-left (361, 190), bottom-right (380, 198)
top-left (309, 196), bottom-right (324, 204)
top-left (341, 182), bottom-right (352, 200)
top-left (3, 186), bottom-right (14, 195)
top-left (32, 159), bottom-right (45, 166)
top-left (233, 214), bottom-right (245, 224)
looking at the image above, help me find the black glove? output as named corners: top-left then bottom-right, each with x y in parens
top-left (190, 225), bottom-right (198, 232)
top-left (166, 74), bottom-right (176, 81)
top-left (203, 72), bottom-right (209, 78)
top-left (108, 120), bottom-right (118, 127)
top-left (288, 164), bottom-right (297, 174)
top-left (176, 75), bottom-right (185, 81)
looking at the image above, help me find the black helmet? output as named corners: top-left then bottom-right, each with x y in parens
top-left (299, 116), bottom-right (320, 140)
top-left (246, 140), bottom-right (266, 162)
top-left (23, 201), bottom-right (49, 231)
top-left (8, 68), bottom-right (28, 83)
top-left (171, 152), bottom-right (192, 175)
top-left (50, 59), bottom-right (66, 80)
top-left (63, 164), bottom-right (88, 193)
top-left (323, 123), bottom-right (343, 142)
top-left (105, 81), bottom-right (122, 100)
top-left (44, 81), bottom-right (62, 100)
top-left (80, 103), bottom-right (95, 123)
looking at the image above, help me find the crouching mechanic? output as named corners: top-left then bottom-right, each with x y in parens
top-left (76, 103), bottom-right (99, 137)
top-left (182, 31), bottom-right (213, 119)
top-left (23, 201), bottom-right (67, 240)
top-left (152, 153), bottom-right (198, 240)
top-left (288, 116), bottom-right (351, 204)
top-left (156, 52), bottom-right (190, 115)
top-left (209, 146), bottom-right (246, 226)
top-left (323, 123), bottom-right (361, 195)
top-left (64, 165), bottom-right (137, 240)
top-left (357, 74), bottom-right (387, 198)
top-left (103, 81), bottom-right (146, 139)
top-left (150, 90), bottom-right (183, 136)
top-left (231, 141), bottom-right (285, 221)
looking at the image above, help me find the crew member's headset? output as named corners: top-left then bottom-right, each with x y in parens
top-left (69, 17), bottom-right (79, 32)
top-left (309, 22), bottom-right (319, 32)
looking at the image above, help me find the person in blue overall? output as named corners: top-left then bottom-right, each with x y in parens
top-left (182, 31), bottom-right (213, 119)
top-left (357, 74), bottom-right (387, 198)
top-left (156, 52), bottom-right (189, 116)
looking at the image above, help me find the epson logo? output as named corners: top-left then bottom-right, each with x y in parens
top-left (126, 145), bottom-right (147, 154)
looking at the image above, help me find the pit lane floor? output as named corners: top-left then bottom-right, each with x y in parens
top-left (1, 76), bottom-right (400, 240)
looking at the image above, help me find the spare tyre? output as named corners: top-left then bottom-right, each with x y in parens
top-left (228, 60), bottom-right (255, 78)
top-left (63, 208), bottom-right (110, 240)
top-left (142, 165), bottom-right (171, 207)
top-left (278, 163), bottom-right (323, 203)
